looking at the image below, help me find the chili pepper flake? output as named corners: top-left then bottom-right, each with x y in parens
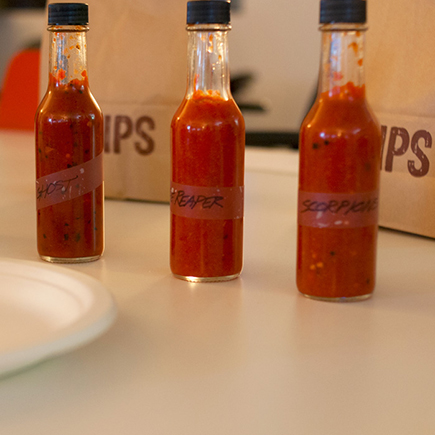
top-left (348, 42), bottom-right (358, 54)
top-left (57, 69), bottom-right (66, 81)
top-left (333, 71), bottom-right (343, 81)
top-left (310, 262), bottom-right (324, 271)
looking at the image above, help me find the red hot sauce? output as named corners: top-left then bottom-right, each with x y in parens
top-left (297, 6), bottom-right (381, 301)
top-left (35, 4), bottom-right (104, 263)
top-left (170, 2), bottom-right (245, 282)
top-left (171, 90), bottom-right (244, 280)
top-left (298, 82), bottom-right (381, 300)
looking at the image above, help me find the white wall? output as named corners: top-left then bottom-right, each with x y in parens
top-left (230, 0), bottom-right (320, 132)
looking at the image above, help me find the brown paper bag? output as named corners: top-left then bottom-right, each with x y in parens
top-left (366, 0), bottom-right (435, 237)
top-left (40, 0), bottom-right (187, 202)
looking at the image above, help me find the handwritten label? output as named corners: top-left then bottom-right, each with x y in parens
top-left (36, 152), bottom-right (103, 210)
top-left (298, 190), bottom-right (379, 228)
top-left (170, 182), bottom-right (244, 220)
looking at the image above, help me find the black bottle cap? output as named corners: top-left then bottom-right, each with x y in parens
top-left (320, 0), bottom-right (366, 24)
top-left (187, 1), bottom-right (230, 25)
top-left (48, 3), bottom-right (89, 25)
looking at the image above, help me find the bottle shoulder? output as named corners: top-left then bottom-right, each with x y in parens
top-left (36, 86), bottom-right (102, 119)
top-left (172, 93), bottom-right (244, 128)
top-left (301, 94), bottom-right (380, 134)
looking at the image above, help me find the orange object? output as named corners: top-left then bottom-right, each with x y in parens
top-left (0, 49), bottom-right (40, 131)
top-left (297, 82), bottom-right (381, 300)
top-left (170, 91), bottom-right (245, 280)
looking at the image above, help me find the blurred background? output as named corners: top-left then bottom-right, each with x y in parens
top-left (230, 0), bottom-right (319, 147)
top-left (0, 0), bottom-right (320, 147)
top-left (0, 1), bottom-right (45, 82)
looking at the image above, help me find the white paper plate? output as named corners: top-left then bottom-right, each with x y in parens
top-left (0, 258), bottom-right (117, 377)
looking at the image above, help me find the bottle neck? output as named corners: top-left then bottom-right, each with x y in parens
top-left (318, 23), bottom-right (366, 99)
top-left (186, 23), bottom-right (231, 100)
top-left (48, 25), bottom-right (89, 88)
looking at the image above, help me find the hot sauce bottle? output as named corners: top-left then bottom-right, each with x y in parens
top-left (170, 1), bottom-right (245, 282)
top-left (35, 3), bottom-right (104, 263)
top-left (297, 0), bottom-right (381, 301)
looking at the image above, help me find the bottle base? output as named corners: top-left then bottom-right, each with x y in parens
top-left (40, 254), bottom-right (102, 264)
top-left (300, 292), bottom-right (373, 302)
top-left (172, 273), bottom-right (240, 283)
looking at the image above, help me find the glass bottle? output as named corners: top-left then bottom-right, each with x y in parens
top-left (35, 3), bottom-right (104, 263)
top-left (297, 0), bottom-right (381, 301)
top-left (170, 1), bottom-right (245, 282)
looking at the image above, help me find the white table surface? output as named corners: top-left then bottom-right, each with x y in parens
top-left (0, 131), bottom-right (434, 434)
